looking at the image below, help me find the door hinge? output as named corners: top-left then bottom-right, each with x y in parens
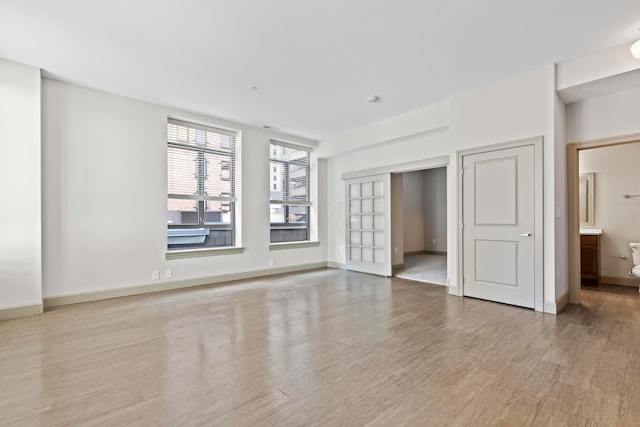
top-left (461, 222), bottom-right (464, 230)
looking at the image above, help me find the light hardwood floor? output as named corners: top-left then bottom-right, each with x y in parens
top-left (1, 269), bottom-right (638, 426)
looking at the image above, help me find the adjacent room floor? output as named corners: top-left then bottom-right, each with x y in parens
top-left (394, 253), bottom-right (447, 285)
top-left (1, 268), bottom-right (639, 426)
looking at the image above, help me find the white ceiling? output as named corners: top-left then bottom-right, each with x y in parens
top-left (1, 1), bottom-right (640, 140)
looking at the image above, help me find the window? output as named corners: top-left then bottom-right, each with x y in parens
top-left (269, 141), bottom-right (311, 243)
top-left (167, 118), bottom-right (237, 251)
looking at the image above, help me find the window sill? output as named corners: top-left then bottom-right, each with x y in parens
top-left (269, 241), bottom-right (320, 251)
top-left (166, 246), bottom-right (245, 259)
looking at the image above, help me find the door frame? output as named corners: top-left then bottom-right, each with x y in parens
top-left (458, 136), bottom-right (544, 312)
top-left (567, 132), bottom-right (640, 304)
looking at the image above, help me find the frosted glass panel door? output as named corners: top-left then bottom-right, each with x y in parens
top-left (345, 173), bottom-right (391, 276)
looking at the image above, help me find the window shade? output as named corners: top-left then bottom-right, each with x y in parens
top-left (167, 118), bottom-right (236, 202)
top-left (269, 141), bottom-right (311, 206)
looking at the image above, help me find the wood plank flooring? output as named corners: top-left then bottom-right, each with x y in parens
top-left (1, 269), bottom-right (639, 426)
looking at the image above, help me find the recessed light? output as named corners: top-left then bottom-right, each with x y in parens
top-left (367, 96), bottom-right (381, 104)
top-left (251, 86), bottom-right (259, 91)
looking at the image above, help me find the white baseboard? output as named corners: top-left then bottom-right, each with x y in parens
top-left (543, 292), bottom-right (569, 315)
top-left (44, 262), bottom-right (328, 308)
top-left (0, 303), bottom-right (43, 321)
top-left (327, 261), bottom-right (347, 270)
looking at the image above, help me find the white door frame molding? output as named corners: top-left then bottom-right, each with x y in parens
top-left (457, 136), bottom-right (544, 312)
top-left (567, 132), bottom-right (640, 305)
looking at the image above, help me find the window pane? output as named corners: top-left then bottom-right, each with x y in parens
top-left (204, 152), bottom-right (232, 197)
top-left (270, 204), bottom-right (285, 223)
top-left (167, 199), bottom-right (198, 225)
top-left (167, 147), bottom-right (198, 197)
top-left (288, 163), bottom-right (308, 202)
top-left (204, 201), bottom-right (232, 225)
top-left (288, 205), bottom-right (307, 223)
top-left (167, 121), bottom-right (235, 152)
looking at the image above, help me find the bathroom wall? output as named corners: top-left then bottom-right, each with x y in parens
top-left (579, 142), bottom-right (640, 284)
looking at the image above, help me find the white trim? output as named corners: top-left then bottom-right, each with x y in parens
top-left (166, 246), bottom-right (244, 259)
top-left (341, 155), bottom-right (449, 180)
top-left (44, 262), bottom-right (328, 308)
top-left (0, 303), bottom-right (43, 321)
top-left (457, 136), bottom-right (544, 312)
top-left (327, 261), bottom-right (347, 269)
top-left (269, 241), bottom-right (320, 250)
top-left (543, 292), bottom-right (569, 315)
top-left (543, 301), bottom-right (557, 314)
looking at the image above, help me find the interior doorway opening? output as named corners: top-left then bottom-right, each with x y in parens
top-left (392, 167), bottom-right (447, 285)
top-left (568, 133), bottom-right (640, 304)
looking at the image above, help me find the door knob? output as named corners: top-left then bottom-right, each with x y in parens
top-left (519, 232), bottom-right (532, 237)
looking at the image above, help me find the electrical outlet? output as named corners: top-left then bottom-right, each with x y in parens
top-left (394, 247), bottom-right (398, 254)
top-left (152, 270), bottom-right (160, 280)
top-left (432, 238), bottom-right (436, 245)
top-left (268, 259), bottom-right (274, 267)
top-left (339, 245), bottom-right (344, 252)
top-left (165, 269), bottom-right (172, 279)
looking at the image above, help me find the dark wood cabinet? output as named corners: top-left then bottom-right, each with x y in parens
top-left (580, 234), bottom-right (601, 286)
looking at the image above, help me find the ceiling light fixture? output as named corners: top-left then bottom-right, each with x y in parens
top-left (367, 96), bottom-right (381, 104)
top-left (631, 39), bottom-right (640, 59)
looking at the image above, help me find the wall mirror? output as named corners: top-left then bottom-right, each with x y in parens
top-left (579, 172), bottom-right (595, 226)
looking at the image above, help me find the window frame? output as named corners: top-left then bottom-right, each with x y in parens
top-left (269, 141), bottom-right (311, 243)
top-left (166, 118), bottom-right (237, 252)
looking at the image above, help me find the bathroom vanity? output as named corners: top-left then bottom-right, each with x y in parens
top-left (580, 228), bottom-right (602, 286)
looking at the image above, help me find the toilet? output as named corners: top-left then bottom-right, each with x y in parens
top-left (629, 243), bottom-right (640, 291)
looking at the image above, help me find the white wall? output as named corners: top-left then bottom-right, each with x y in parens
top-left (0, 59), bottom-right (42, 310)
top-left (324, 126), bottom-right (450, 268)
top-left (450, 65), bottom-right (557, 304)
top-left (42, 79), bottom-right (325, 298)
top-left (579, 143), bottom-right (640, 282)
top-left (566, 86), bottom-right (640, 143)
top-left (402, 171), bottom-right (425, 253)
top-left (423, 167), bottom-right (447, 253)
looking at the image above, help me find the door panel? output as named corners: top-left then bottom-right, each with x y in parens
top-left (345, 174), bottom-right (391, 276)
top-left (475, 157), bottom-right (517, 225)
top-left (462, 145), bottom-right (536, 308)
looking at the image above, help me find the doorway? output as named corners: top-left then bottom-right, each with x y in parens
top-left (568, 133), bottom-right (640, 304)
top-left (341, 155), bottom-right (449, 279)
top-left (393, 168), bottom-right (447, 285)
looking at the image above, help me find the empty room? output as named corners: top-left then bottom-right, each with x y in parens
top-left (2, 1), bottom-right (640, 425)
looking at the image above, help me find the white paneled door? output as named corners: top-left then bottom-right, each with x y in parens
top-left (462, 144), bottom-right (537, 308)
top-left (345, 174), bottom-right (391, 276)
